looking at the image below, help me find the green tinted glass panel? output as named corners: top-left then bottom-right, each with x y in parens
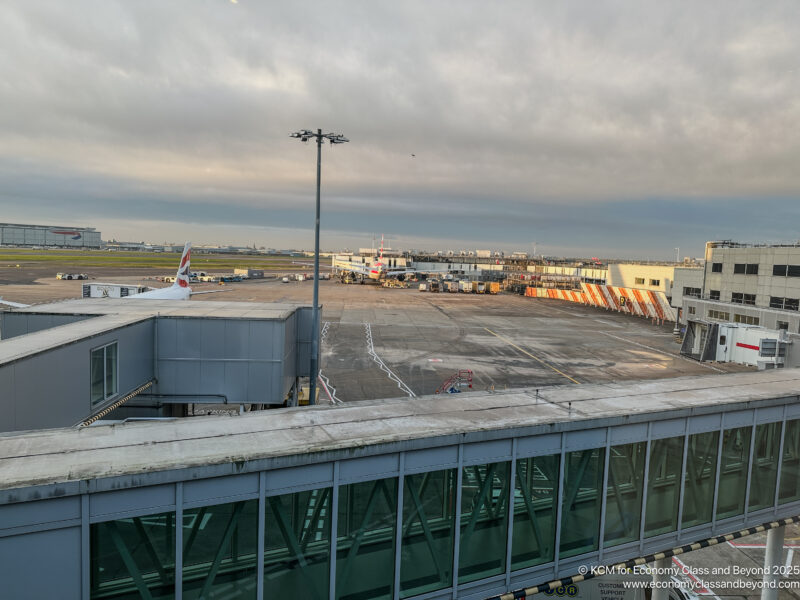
top-left (400, 469), bottom-right (456, 597)
top-left (459, 462), bottom-right (510, 584)
top-left (780, 420), bottom-right (800, 504)
top-left (644, 436), bottom-right (684, 537)
top-left (264, 488), bottom-right (331, 600)
top-left (681, 431), bottom-right (719, 529)
top-left (604, 442), bottom-right (646, 547)
top-left (560, 448), bottom-right (604, 558)
top-left (512, 455), bottom-right (559, 569)
top-left (183, 500), bottom-right (257, 599)
top-left (336, 478), bottom-right (397, 600)
top-left (91, 512), bottom-right (176, 599)
top-left (749, 423), bottom-right (781, 511)
top-left (106, 342), bottom-right (118, 398)
top-left (716, 427), bottom-right (752, 520)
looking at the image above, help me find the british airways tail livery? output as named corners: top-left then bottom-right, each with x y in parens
top-left (132, 242), bottom-right (194, 300)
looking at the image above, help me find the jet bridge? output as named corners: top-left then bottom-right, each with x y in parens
top-left (2, 370), bottom-right (800, 599)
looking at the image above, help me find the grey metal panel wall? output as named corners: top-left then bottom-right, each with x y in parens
top-left (155, 317), bottom-right (286, 404)
top-left (294, 306), bottom-right (314, 377)
top-left (0, 320), bottom-right (154, 432)
top-left (283, 311), bottom-right (297, 396)
top-left (0, 313), bottom-right (94, 340)
top-left (0, 527), bottom-right (81, 599)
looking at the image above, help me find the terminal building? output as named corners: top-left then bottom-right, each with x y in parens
top-left (679, 241), bottom-right (800, 333)
top-left (0, 222), bottom-right (102, 248)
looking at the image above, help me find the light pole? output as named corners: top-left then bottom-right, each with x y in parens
top-left (290, 129), bottom-right (349, 406)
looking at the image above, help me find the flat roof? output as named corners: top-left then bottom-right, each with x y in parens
top-left (2, 368), bottom-right (799, 496)
top-left (0, 299), bottom-right (309, 366)
top-left (9, 298), bottom-right (304, 318)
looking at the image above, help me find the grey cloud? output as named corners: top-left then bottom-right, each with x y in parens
top-left (1, 1), bottom-right (799, 258)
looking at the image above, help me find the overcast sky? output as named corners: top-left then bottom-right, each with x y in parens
top-left (1, 1), bottom-right (799, 258)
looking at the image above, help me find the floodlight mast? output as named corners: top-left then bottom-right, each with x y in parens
top-left (290, 128), bottom-right (349, 406)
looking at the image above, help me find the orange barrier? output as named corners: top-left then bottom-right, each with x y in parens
top-left (522, 284), bottom-right (676, 322)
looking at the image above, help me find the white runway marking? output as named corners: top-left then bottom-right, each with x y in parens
top-left (318, 321), bottom-right (344, 404)
top-left (364, 322), bottom-right (416, 397)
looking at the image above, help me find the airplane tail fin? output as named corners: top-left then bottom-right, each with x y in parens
top-left (173, 242), bottom-right (192, 289)
top-left (379, 235), bottom-right (384, 261)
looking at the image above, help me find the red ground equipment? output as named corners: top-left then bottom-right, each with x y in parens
top-left (435, 370), bottom-right (473, 394)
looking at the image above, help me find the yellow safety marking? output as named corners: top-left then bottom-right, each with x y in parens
top-left (484, 327), bottom-right (581, 385)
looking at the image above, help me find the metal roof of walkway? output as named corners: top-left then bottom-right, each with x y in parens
top-left (3, 369), bottom-right (800, 599)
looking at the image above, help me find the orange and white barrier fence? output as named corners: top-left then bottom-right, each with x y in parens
top-left (523, 284), bottom-right (676, 322)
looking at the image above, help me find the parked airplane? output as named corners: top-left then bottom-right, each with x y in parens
top-left (132, 242), bottom-right (230, 300)
top-left (0, 242), bottom-right (227, 308)
top-left (336, 236), bottom-right (417, 282)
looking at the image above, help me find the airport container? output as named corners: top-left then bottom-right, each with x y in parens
top-left (458, 280), bottom-right (471, 293)
top-left (486, 282), bottom-right (500, 294)
top-left (471, 281), bottom-right (486, 294)
top-left (82, 283), bottom-right (149, 298)
top-left (418, 282), bottom-right (428, 292)
top-left (444, 281), bottom-right (458, 293)
top-left (429, 280), bottom-right (441, 293)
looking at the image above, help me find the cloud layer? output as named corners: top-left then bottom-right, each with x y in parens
top-left (1, 1), bottom-right (799, 258)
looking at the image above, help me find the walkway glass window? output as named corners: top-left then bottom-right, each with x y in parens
top-left (560, 448), bottom-right (604, 558)
top-left (459, 462), bottom-right (511, 584)
top-left (749, 423), bottom-right (781, 511)
top-left (780, 420), bottom-right (800, 504)
top-left (644, 436), bottom-right (683, 537)
top-left (336, 478), bottom-right (397, 600)
top-left (512, 454), bottom-right (559, 569)
top-left (681, 431), bottom-right (719, 529)
top-left (183, 500), bottom-right (258, 599)
top-left (265, 488), bottom-right (331, 600)
top-left (400, 469), bottom-right (457, 598)
top-left (90, 511), bottom-right (176, 599)
top-left (716, 426), bottom-right (752, 520)
top-left (604, 442), bottom-right (646, 547)
top-left (91, 341), bottom-right (118, 405)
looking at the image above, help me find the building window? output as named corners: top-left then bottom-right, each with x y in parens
top-left (743, 293), bottom-right (756, 305)
top-left (712, 262), bottom-right (723, 273)
top-left (688, 306), bottom-right (696, 315)
top-left (708, 309), bottom-right (730, 320)
top-left (91, 512), bottom-right (175, 597)
top-left (774, 265), bottom-right (788, 276)
top-left (634, 277), bottom-right (645, 285)
top-left (90, 342), bottom-right (118, 405)
top-left (778, 321), bottom-right (789, 330)
top-left (649, 279), bottom-right (660, 286)
top-left (734, 263), bottom-right (758, 275)
top-left (733, 314), bottom-right (759, 325)
top-left (789, 266), bottom-right (800, 277)
top-left (769, 297), bottom-right (799, 311)
top-left (731, 292), bottom-right (743, 304)
top-left (709, 290), bottom-right (720, 301)
top-left (683, 287), bottom-right (701, 298)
